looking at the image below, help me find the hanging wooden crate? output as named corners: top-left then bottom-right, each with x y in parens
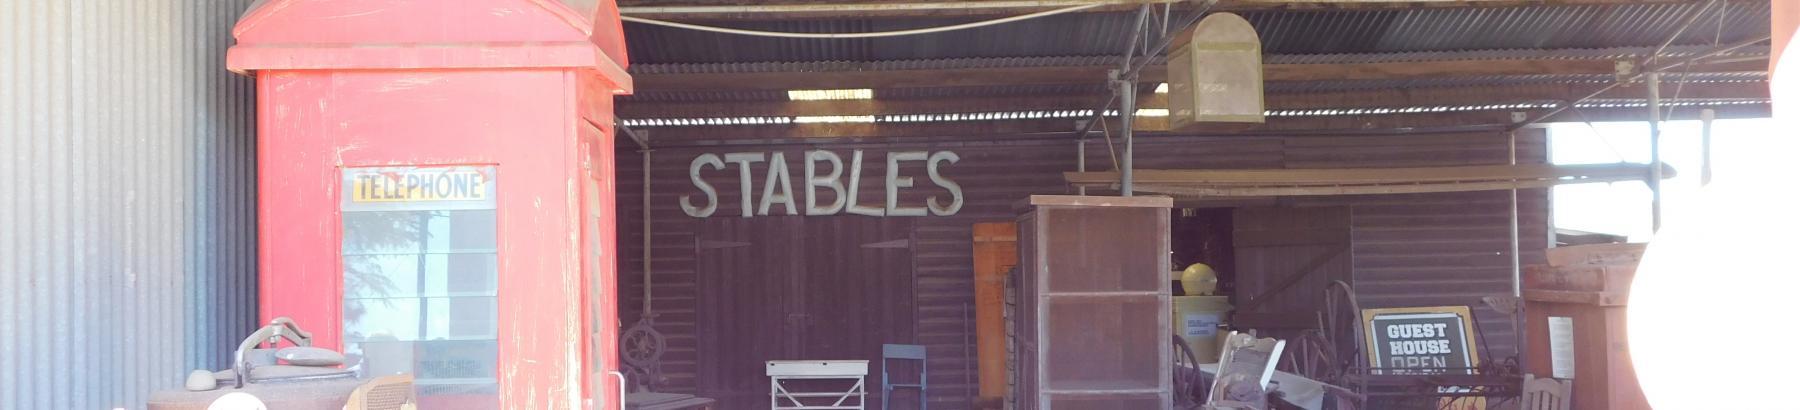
top-left (1168, 12), bottom-right (1265, 130)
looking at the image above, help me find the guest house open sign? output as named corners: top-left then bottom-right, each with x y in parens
top-left (680, 149), bottom-right (964, 218)
top-left (1362, 306), bottom-right (1479, 375)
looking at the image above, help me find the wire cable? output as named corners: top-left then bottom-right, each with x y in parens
top-left (621, 4), bottom-right (1103, 39)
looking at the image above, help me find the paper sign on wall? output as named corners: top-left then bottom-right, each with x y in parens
top-left (1548, 316), bottom-right (1576, 379)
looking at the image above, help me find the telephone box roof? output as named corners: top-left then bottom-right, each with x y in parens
top-left (228, 0), bottom-right (630, 91)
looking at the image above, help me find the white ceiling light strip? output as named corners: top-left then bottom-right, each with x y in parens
top-left (617, 99), bottom-right (1769, 128)
top-left (788, 89), bottom-right (874, 101)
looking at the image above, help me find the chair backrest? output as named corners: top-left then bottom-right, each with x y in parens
top-left (883, 344), bottom-right (927, 361)
top-left (346, 374), bottom-right (416, 410)
top-left (1519, 374), bottom-right (1572, 410)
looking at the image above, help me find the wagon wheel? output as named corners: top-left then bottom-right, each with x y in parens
top-left (1296, 280), bottom-right (1366, 407)
top-left (1172, 334), bottom-right (1205, 408)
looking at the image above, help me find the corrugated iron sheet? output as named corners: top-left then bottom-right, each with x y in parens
top-left (0, 1), bottom-right (260, 408)
top-left (620, 71), bottom-right (1768, 105)
top-left (619, 44), bottom-right (1769, 104)
top-left (627, 45), bottom-right (1768, 75)
top-left (615, 131), bottom-right (1546, 408)
top-left (624, 2), bottom-right (1769, 64)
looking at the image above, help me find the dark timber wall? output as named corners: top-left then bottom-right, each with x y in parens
top-left (614, 130), bottom-right (1548, 409)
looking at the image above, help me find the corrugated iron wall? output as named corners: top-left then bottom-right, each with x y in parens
top-left (616, 129), bottom-right (1547, 409)
top-left (1, 1), bottom-right (259, 408)
top-left (1284, 132), bottom-right (1552, 363)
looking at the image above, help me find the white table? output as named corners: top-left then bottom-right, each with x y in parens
top-left (767, 360), bottom-right (868, 410)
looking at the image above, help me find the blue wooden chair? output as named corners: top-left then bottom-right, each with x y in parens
top-left (881, 344), bottom-right (927, 410)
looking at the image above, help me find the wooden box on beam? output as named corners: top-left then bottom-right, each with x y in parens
top-left (1167, 13), bottom-right (1265, 131)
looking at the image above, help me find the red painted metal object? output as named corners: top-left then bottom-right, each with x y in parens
top-left (227, 1), bottom-right (631, 409)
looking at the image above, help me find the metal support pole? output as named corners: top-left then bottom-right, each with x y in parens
top-left (1116, 5), bottom-right (1149, 197)
top-left (642, 148), bottom-right (653, 315)
top-left (1077, 122), bottom-right (1089, 196)
top-left (1646, 72), bottom-right (1664, 232)
top-left (620, 124), bottom-right (654, 317)
top-left (1508, 131), bottom-right (1521, 299)
top-left (1701, 108), bottom-right (1716, 186)
top-left (1507, 127), bottom-right (1527, 364)
top-left (1118, 77), bottom-right (1137, 197)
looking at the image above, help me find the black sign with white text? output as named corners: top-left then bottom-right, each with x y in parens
top-left (1364, 308), bottom-right (1477, 375)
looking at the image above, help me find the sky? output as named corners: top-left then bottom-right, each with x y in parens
top-left (1548, 116), bottom-right (1775, 242)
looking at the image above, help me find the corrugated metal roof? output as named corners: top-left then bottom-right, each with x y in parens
top-left (620, 69), bottom-right (1765, 104)
top-left (628, 45), bottom-right (1767, 75)
top-left (624, 2), bottom-right (1770, 64)
top-left (626, 84), bottom-right (1107, 103)
top-left (1264, 71), bottom-right (1767, 93)
top-left (1, 1), bottom-right (261, 408)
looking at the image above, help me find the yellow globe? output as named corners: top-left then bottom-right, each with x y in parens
top-left (1181, 263), bottom-right (1220, 296)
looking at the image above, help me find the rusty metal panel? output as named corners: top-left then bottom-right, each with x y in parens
top-left (0, 1), bottom-right (260, 409)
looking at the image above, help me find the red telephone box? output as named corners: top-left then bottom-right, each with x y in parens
top-left (226, 1), bottom-right (631, 408)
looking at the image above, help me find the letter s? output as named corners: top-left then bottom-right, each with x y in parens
top-left (682, 154), bottom-right (723, 217)
top-left (927, 151), bottom-right (963, 216)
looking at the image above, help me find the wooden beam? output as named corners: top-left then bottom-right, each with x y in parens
top-left (619, 81), bottom-right (1769, 118)
top-left (1132, 178), bottom-right (1602, 196)
top-left (1065, 163), bottom-right (1674, 186)
top-left (631, 59), bottom-right (1767, 91)
top-left (619, 0), bottom-right (1687, 19)
top-left (629, 111), bottom-right (1513, 142)
top-left (622, 101), bottom-right (1769, 141)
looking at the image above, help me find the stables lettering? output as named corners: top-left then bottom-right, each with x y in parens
top-left (681, 149), bottom-right (964, 218)
top-left (352, 169), bottom-right (487, 202)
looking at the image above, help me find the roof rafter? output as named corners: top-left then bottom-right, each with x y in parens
top-left (631, 58), bottom-right (1765, 91)
top-left (619, 0), bottom-right (1691, 19)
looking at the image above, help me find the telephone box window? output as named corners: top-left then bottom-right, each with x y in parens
top-left (341, 166), bottom-right (499, 403)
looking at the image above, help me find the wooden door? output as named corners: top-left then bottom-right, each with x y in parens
top-left (801, 218), bottom-right (916, 409)
top-left (971, 222), bottom-right (1018, 406)
top-left (800, 217), bottom-right (915, 359)
top-left (1231, 207), bottom-right (1353, 339)
top-left (695, 217), bottom-right (805, 405)
top-left (695, 217), bottom-right (916, 409)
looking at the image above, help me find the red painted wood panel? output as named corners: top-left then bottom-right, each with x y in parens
top-left (255, 69), bottom-right (608, 409)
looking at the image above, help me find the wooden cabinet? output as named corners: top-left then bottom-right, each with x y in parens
top-left (1014, 195), bottom-right (1172, 410)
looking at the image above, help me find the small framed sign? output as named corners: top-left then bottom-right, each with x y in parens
top-left (1361, 306), bottom-right (1480, 375)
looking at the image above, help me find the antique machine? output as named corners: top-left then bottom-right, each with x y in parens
top-left (148, 318), bottom-right (413, 410)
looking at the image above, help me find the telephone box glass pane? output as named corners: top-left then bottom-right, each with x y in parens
top-left (342, 165), bottom-right (499, 406)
